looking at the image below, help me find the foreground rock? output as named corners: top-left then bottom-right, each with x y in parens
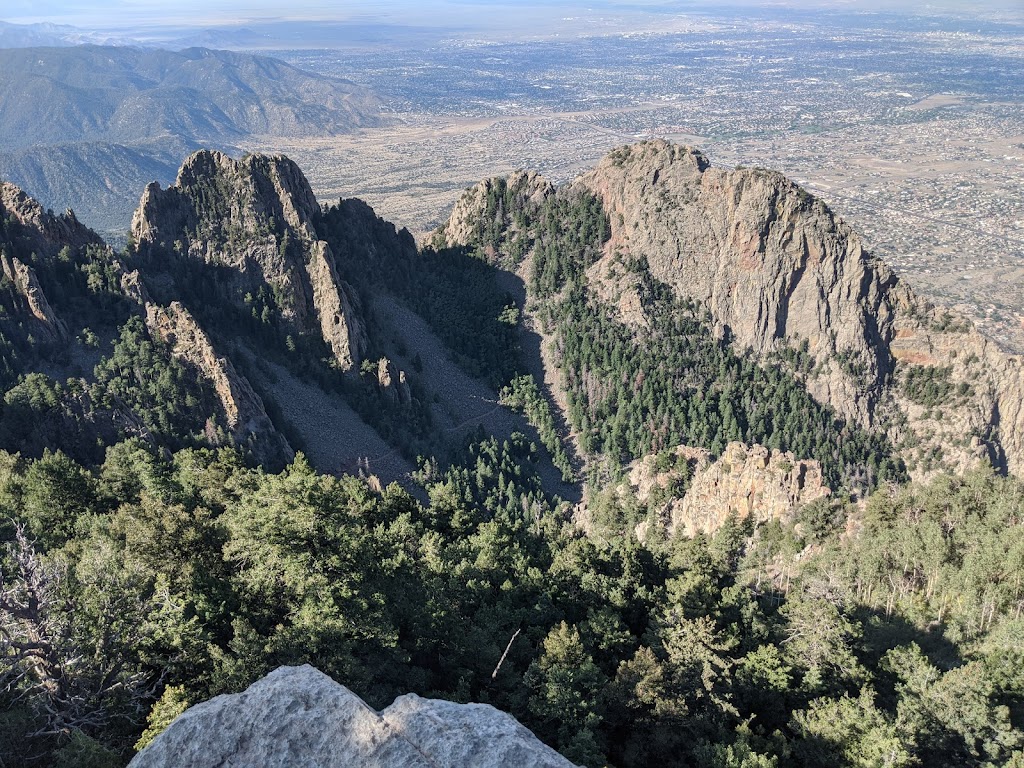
top-left (130, 665), bottom-right (579, 768)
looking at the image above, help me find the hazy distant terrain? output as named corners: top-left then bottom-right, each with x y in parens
top-left (0, 45), bottom-right (381, 233)
top-left (0, 5), bottom-right (1021, 345)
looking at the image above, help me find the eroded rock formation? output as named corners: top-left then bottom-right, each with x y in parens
top-left (131, 150), bottom-right (366, 371)
top-left (627, 442), bottom-right (830, 539)
top-left (144, 299), bottom-right (293, 466)
top-left (376, 357), bottom-right (412, 406)
top-left (0, 252), bottom-right (68, 343)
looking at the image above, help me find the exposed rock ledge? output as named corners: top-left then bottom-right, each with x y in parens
top-left (628, 441), bottom-right (830, 539)
top-left (130, 665), bottom-right (579, 768)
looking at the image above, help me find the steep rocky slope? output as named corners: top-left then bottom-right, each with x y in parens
top-left (138, 297), bottom-right (293, 466)
top-left (575, 140), bottom-right (1024, 478)
top-left (130, 665), bottom-right (579, 768)
top-left (0, 177), bottom-right (295, 467)
top-left (132, 150), bottom-right (366, 371)
top-left (432, 170), bottom-right (554, 261)
top-left (576, 141), bottom-right (902, 427)
top-left (0, 251), bottom-right (68, 344)
top-left (438, 140), bottom-right (1024, 482)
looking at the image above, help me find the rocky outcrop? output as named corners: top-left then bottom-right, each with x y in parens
top-left (576, 140), bottom-right (1024, 479)
top-left (434, 170), bottom-right (554, 260)
top-left (627, 442), bottom-right (830, 539)
top-left (139, 293), bottom-right (293, 467)
top-left (130, 150), bottom-right (366, 371)
top-left (0, 252), bottom-right (68, 343)
top-left (130, 665), bottom-right (579, 768)
top-left (0, 180), bottom-right (104, 345)
top-left (578, 140), bottom-right (906, 428)
top-left (673, 442), bottom-right (829, 537)
top-left (0, 181), bottom-right (103, 258)
top-left (308, 239), bottom-right (363, 371)
top-left (376, 357), bottom-right (412, 406)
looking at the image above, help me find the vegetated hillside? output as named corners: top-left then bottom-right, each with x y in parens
top-left (438, 139), bottom-right (1024, 489)
top-left (0, 45), bottom-right (381, 232)
top-left (2, 143), bottom-right (1024, 768)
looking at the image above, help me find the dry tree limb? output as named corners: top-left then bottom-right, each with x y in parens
top-left (491, 628), bottom-right (521, 679)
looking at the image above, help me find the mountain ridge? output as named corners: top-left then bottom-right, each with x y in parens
top-left (436, 139), bottom-right (1024, 483)
top-left (3, 139), bottom-right (1021, 489)
top-left (4, 140), bottom-right (1024, 768)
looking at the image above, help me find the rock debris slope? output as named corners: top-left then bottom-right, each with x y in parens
top-left (129, 665), bottom-right (579, 768)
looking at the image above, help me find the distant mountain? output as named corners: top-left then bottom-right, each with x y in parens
top-left (0, 45), bottom-right (380, 150)
top-left (0, 45), bottom-right (382, 232)
top-left (0, 18), bottom-right (453, 52)
top-left (0, 20), bottom-right (134, 48)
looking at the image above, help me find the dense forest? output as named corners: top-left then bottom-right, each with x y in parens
top-left (2, 442), bottom-right (1023, 767)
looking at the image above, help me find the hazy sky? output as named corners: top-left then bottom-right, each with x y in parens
top-left (3, 0), bottom-right (1017, 28)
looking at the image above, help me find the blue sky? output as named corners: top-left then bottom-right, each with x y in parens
top-left (3, 1), bottom-right (389, 26)
top-left (1, 0), bottom-right (1013, 28)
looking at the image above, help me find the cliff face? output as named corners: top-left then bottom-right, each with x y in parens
top-left (576, 140), bottom-right (1024, 479)
top-left (0, 252), bottom-right (68, 343)
top-left (130, 665), bottom-right (579, 768)
top-left (628, 442), bottom-right (830, 539)
top-left (0, 181), bottom-right (103, 257)
top-left (131, 150), bottom-right (366, 371)
top-left (577, 140), bottom-right (906, 428)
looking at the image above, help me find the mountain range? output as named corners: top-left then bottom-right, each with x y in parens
top-left (4, 138), bottom-right (1023, 527)
top-left (3, 140), bottom-right (1024, 767)
top-left (0, 45), bottom-right (381, 234)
